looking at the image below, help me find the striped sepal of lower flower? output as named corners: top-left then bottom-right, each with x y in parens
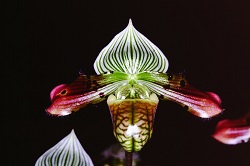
top-left (35, 130), bottom-right (94, 166)
top-left (94, 19), bottom-right (169, 74)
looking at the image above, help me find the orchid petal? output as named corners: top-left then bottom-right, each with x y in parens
top-left (94, 19), bottom-right (168, 74)
top-left (213, 113), bottom-right (250, 145)
top-left (35, 130), bottom-right (94, 166)
top-left (137, 72), bottom-right (223, 118)
top-left (47, 72), bottom-right (127, 116)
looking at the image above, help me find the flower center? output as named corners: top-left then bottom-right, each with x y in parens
top-left (115, 74), bottom-right (151, 100)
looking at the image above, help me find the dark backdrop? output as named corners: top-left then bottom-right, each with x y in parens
top-left (3, 0), bottom-right (250, 165)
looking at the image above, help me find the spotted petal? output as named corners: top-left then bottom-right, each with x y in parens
top-left (136, 72), bottom-right (223, 118)
top-left (35, 130), bottom-right (94, 166)
top-left (94, 19), bottom-right (169, 74)
top-left (47, 72), bottom-right (127, 116)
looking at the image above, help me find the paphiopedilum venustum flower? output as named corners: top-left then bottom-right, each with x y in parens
top-left (47, 19), bottom-right (223, 152)
top-left (213, 111), bottom-right (250, 145)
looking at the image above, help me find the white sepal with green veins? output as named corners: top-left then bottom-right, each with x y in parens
top-left (94, 19), bottom-right (169, 74)
top-left (35, 130), bottom-right (94, 166)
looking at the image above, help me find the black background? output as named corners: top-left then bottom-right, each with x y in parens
top-left (3, 0), bottom-right (250, 165)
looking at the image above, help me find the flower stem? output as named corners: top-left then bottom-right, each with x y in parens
top-left (125, 151), bottom-right (133, 166)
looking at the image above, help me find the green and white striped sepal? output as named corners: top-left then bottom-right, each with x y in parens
top-left (35, 130), bottom-right (93, 166)
top-left (94, 19), bottom-right (169, 74)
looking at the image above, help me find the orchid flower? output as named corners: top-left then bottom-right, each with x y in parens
top-left (47, 19), bottom-right (223, 152)
top-left (35, 130), bottom-right (94, 166)
top-left (213, 111), bottom-right (250, 145)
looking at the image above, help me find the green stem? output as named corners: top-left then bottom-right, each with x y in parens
top-left (125, 151), bottom-right (133, 166)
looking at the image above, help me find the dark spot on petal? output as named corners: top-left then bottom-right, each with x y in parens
top-left (86, 81), bottom-right (92, 88)
top-left (167, 73), bottom-right (173, 80)
top-left (164, 84), bottom-right (171, 89)
top-left (61, 89), bottom-right (67, 95)
top-left (180, 80), bottom-right (186, 87)
top-left (241, 140), bottom-right (246, 144)
top-left (183, 105), bottom-right (189, 111)
top-left (159, 95), bottom-right (164, 99)
top-left (99, 92), bottom-right (105, 98)
top-left (93, 80), bottom-right (98, 85)
top-left (103, 71), bottom-right (108, 74)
